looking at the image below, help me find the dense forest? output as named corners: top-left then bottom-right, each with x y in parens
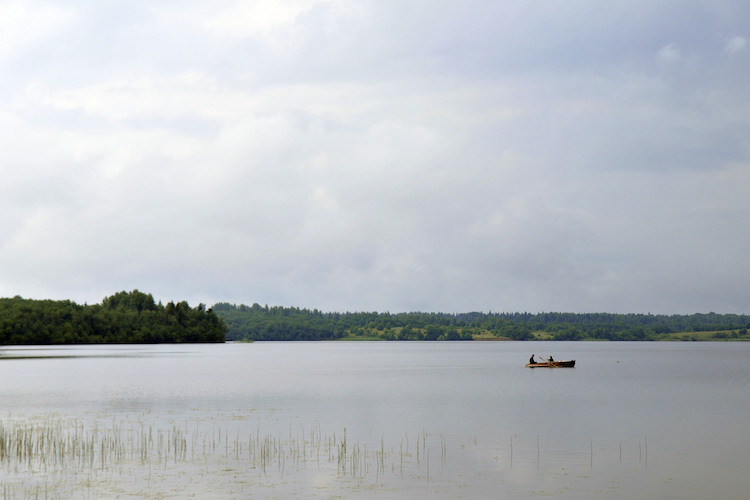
top-left (213, 303), bottom-right (750, 342)
top-left (2, 292), bottom-right (748, 345)
top-left (0, 290), bottom-right (227, 345)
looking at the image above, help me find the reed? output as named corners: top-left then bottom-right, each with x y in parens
top-left (1, 413), bottom-right (649, 499)
top-left (440, 433), bottom-right (447, 466)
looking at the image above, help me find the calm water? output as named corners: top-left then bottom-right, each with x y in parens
top-left (1, 341), bottom-right (749, 499)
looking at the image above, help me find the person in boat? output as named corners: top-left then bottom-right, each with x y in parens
top-left (529, 354), bottom-right (536, 364)
top-left (548, 355), bottom-right (554, 362)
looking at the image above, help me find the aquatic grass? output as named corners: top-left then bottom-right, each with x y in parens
top-left (0, 413), bottom-right (651, 498)
top-left (0, 416), bottom-right (444, 487)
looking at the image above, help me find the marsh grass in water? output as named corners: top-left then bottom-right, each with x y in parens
top-left (0, 413), bottom-right (453, 498)
top-left (0, 412), bottom-right (648, 498)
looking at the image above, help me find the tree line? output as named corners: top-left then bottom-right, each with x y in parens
top-left (0, 290), bottom-right (227, 345)
top-left (212, 303), bottom-right (750, 342)
top-left (2, 292), bottom-right (748, 344)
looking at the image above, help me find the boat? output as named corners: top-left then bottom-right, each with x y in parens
top-left (525, 360), bottom-right (575, 368)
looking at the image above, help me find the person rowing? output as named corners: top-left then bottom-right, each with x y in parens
top-left (529, 354), bottom-right (536, 364)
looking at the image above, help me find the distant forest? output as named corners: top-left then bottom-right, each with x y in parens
top-left (0, 290), bottom-right (226, 345)
top-left (213, 303), bottom-right (750, 342)
top-left (2, 292), bottom-right (749, 345)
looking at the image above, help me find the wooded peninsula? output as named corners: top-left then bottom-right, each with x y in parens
top-left (1, 290), bottom-right (749, 344)
top-left (0, 291), bottom-right (226, 345)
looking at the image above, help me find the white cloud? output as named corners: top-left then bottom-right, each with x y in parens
top-left (657, 43), bottom-right (681, 63)
top-left (19, 72), bottom-right (226, 121)
top-left (723, 35), bottom-right (747, 54)
top-left (160, 0), bottom-right (351, 53)
top-left (204, 0), bottom-right (330, 38)
top-left (0, 1), bottom-right (71, 61)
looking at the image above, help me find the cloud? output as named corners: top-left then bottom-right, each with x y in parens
top-left (723, 35), bottom-right (747, 54)
top-left (0, 1), bottom-right (71, 62)
top-left (201, 0), bottom-right (336, 39)
top-left (1, 1), bottom-right (750, 314)
top-left (657, 43), bottom-right (681, 63)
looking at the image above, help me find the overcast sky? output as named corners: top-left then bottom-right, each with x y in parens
top-left (1, 0), bottom-right (749, 314)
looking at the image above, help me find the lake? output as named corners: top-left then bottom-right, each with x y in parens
top-left (1, 341), bottom-right (749, 499)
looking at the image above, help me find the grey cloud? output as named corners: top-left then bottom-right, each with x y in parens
top-left (1, 0), bottom-right (749, 313)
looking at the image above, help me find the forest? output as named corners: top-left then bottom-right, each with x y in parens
top-left (0, 290), bottom-right (227, 345)
top-left (2, 292), bottom-right (749, 345)
top-left (212, 303), bottom-right (750, 342)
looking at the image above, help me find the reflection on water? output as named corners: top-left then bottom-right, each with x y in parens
top-left (0, 345), bottom-right (175, 360)
top-left (1, 341), bottom-right (750, 498)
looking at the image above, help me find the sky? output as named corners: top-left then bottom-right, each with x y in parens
top-left (1, 0), bottom-right (749, 314)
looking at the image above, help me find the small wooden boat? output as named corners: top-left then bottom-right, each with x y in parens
top-left (525, 360), bottom-right (575, 368)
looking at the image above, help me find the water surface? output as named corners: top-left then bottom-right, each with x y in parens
top-left (1, 341), bottom-right (748, 498)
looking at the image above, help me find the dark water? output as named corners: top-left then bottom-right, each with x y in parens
top-left (1, 341), bottom-right (749, 498)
